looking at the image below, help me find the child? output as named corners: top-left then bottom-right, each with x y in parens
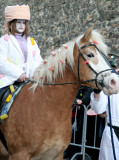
top-left (0, 5), bottom-right (43, 90)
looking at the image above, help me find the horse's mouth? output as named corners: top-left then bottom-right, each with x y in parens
top-left (103, 87), bottom-right (118, 95)
top-left (101, 73), bottom-right (119, 95)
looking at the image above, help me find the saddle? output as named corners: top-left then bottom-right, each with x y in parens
top-left (0, 81), bottom-right (29, 122)
top-left (0, 85), bottom-right (17, 111)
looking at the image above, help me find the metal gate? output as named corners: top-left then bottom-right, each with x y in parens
top-left (70, 104), bottom-right (101, 160)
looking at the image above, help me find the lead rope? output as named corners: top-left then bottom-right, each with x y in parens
top-left (108, 96), bottom-right (117, 160)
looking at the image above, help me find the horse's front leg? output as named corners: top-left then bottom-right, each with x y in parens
top-left (8, 151), bottom-right (30, 160)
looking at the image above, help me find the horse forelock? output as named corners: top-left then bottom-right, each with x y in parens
top-left (89, 30), bottom-right (109, 56)
top-left (31, 39), bottom-right (76, 88)
top-left (76, 30), bottom-right (109, 56)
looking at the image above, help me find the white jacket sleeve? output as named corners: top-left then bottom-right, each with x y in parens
top-left (90, 91), bottom-right (107, 114)
top-left (0, 55), bottom-right (24, 79)
top-left (0, 39), bottom-right (24, 79)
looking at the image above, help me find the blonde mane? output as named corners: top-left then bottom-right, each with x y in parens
top-left (31, 30), bottom-right (108, 88)
top-left (31, 38), bottom-right (77, 87)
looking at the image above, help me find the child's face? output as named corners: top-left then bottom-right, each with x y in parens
top-left (16, 19), bottom-right (26, 33)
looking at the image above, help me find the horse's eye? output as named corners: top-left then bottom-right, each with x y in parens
top-left (87, 53), bottom-right (94, 58)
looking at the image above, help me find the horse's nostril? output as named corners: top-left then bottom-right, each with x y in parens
top-left (111, 79), bottom-right (116, 86)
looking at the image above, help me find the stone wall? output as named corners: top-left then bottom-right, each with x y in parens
top-left (0, 0), bottom-right (119, 57)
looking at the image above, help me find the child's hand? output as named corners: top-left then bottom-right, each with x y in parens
top-left (18, 73), bottom-right (28, 82)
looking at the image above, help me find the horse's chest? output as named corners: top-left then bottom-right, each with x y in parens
top-left (31, 141), bottom-right (66, 160)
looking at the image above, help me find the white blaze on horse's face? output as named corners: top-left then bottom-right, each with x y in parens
top-left (87, 47), bottom-right (119, 95)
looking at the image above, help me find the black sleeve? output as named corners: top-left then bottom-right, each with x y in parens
top-left (76, 90), bottom-right (81, 99)
top-left (81, 87), bottom-right (93, 105)
top-left (73, 87), bottom-right (83, 105)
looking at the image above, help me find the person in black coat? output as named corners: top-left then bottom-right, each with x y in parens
top-left (72, 85), bottom-right (94, 143)
top-left (74, 85), bottom-right (93, 107)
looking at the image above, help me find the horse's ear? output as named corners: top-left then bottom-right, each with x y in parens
top-left (100, 30), bottom-right (104, 36)
top-left (81, 27), bottom-right (93, 43)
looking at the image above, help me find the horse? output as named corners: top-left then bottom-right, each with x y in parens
top-left (0, 28), bottom-right (119, 160)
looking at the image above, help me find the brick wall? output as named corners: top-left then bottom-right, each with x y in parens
top-left (0, 0), bottom-right (119, 57)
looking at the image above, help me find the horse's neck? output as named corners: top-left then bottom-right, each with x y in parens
top-left (54, 66), bottom-right (79, 102)
top-left (55, 66), bottom-right (76, 83)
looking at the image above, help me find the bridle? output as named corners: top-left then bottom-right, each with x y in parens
top-left (78, 43), bottom-right (113, 88)
top-left (30, 43), bottom-right (114, 87)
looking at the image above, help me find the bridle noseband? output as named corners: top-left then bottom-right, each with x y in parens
top-left (78, 43), bottom-right (113, 88)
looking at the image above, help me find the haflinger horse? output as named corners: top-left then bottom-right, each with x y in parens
top-left (0, 28), bottom-right (119, 160)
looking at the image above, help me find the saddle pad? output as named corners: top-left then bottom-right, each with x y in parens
top-left (0, 81), bottom-right (29, 122)
top-left (0, 86), bottom-right (10, 109)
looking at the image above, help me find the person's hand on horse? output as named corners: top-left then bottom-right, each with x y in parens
top-left (76, 99), bottom-right (82, 110)
top-left (18, 73), bottom-right (28, 82)
top-left (99, 111), bottom-right (107, 118)
top-left (76, 99), bottom-right (82, 105)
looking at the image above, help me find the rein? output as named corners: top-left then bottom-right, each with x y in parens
top-left (29, 80), bottom-right (82, 86)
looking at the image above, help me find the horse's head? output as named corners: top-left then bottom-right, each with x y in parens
top-left (74, 28), bottom-right (119, 95)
